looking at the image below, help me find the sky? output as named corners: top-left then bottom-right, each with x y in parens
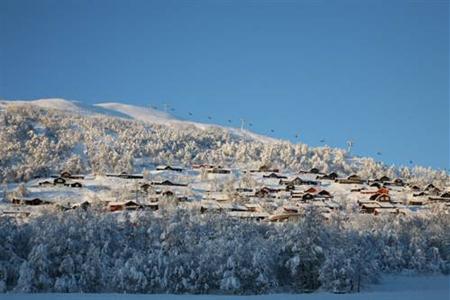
top-left (0, 0), bottom-right (449, 170)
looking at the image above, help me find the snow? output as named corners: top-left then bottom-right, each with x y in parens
top-left (1, 98), bottom-right (277, 143)
top-left (1, 275), bottom-right (448, 299)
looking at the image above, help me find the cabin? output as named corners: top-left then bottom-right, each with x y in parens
top-left (207, 168), bottom-right (231, 174)
top-left (227, 211), bottom-right (269, 221)
top-left (292, 177), bottom-right (318, 186)
top-left (53, 177), bottom-right (66, 185)
top-left (108, 200), bottom-right (142, 212)
top-left (105, 172), bottom-right (144, 179)
top-left (251, 165), bottom-right (279, 173)
top-left (70, 182), bottom-right (82, 188)
top-left (60, 171), bottom-right (72, 178)
top-left (302, 193), bottom-right (315, 201)
top-left (424, 184), bottom-right (437, 192)
top-left (309, 168), bottom-right (320, 174)
top-left (156, 165), bottom-right (183, 172)
top-left (336, 174), bottom-right (364, 184)
top-left (428, 192), bottom-right (450, 202)
top-left (140, 183), bottom-right (151, 192)
top-left (374, 208), bottom-right (398, 216)
top-left (408, 199), bottom-right (425, 206)
top-left (410, 185), bottom-right (421, 191)
top-left (151, 180), bottom-right (187, 187)
top-left (268, 213), bottom-right (301, 222)
top-left (413, 191), bottom-right (427, 197)
top-left (162, 190), bottom-right (175, 197)
top-left (369, 193), bottom-right (391, 202)
top-left (316, 190), bottom-right (333, 199)
top-left (285, 183), bottom-right (295, 191)
top-left (392, 178), bottom-right (404, 186)
top-left (263, 173), bottom-right (287, 179)
top-left (317, 172), bottom-right (339, 180)
top-left (361, 202), bottom-right (380, 214)
top-left (72, 201), bottom-right (90, 210)
top-left (370, 182), bottom-right (382, 188)
top-left (12, 197), bottom-right (50, 206)
top-left (379, 176), bottom-right (391, 182)
top-left (204, 192), bottom-right (231, 202)
top-left (255, 187), bottom-right (279, 198)
top-left (304, 187), bottom-right (318, 194)
top-left (200, 201), bottom-right (222, 213)
top-left (39, 180), bottom-right (53, 186)
top-left (283, 206), bottom-right (299, 213)
top-left (244, 203), bottom-right (262, 212)
top-left (60, 171), bottom-right (85, 180)
top-left (235, 187), bottom-right (253, 193)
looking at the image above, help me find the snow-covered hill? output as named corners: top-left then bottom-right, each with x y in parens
top-left (0, 98), bottom-right (447, 185)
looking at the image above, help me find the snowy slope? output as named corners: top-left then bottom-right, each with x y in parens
top-left (1, 98), bottom-right (277, 143)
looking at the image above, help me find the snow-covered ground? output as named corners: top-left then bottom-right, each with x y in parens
top-left (1, 276), bottom-right (449, 300)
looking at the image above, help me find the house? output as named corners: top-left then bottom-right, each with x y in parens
top-left (70, 182), bottom-right (82, 188)
top-left (151, 180), bottom-right (187, 187)
top-left (428, 192), bottom-right (450, 202)
top-left (370, 182), bottom-right (382, 188)
top-left (204, 192), bottom-right (232, 202)
top-left (38, 180), bottom-right (53, 186)
top-left (207, 168), bottom-right (231, 174)
top-left (192, 164), bottom-right (216, 169)
top-left (374, 208), bottom-right (398, 216)
top-left (316, 190), bottom-right (333, 199)
top-left (235, 187), bottom-right (253, 193)
top-left (408, 199), bottom-right (425, 206)
top-left (263, 173), bottom-right (287, 179)
top-left (200, 201), bottom-right (222, 213)
top-left (268, 213), bottom-right (301, 222)
top-left (156, 165), bottom-right (183, 172)
top-left (369, 193), bottom-right (391, 202)
top-left (105, 172), bottom-right (144, 179)
top-left (413, 191), bottom-right (427, 197)
top-left (144, 202), bottom-right (159, 211)
top-left (227, 211), bottom-right (269, 221)
top-left (244, 203), bottom-right (262, 212)
top-left (283, 206), bottom-right (299, 213)
top-left (60, 171), bottom-right (85, 180)
top-left (53, 177), bottom-right (66, 185)
top-left (361, 202), bottom-right (380, 214)
top-left (285, 183), bottom-right (295, 191)
top-left (162, 190), bottom-right (175, 197)
top-left (72, 201), bottom-right (90, 210)
top-left (140, 183), bottom-right (151, 192)
top-left (336, 174), bottom-right (364, 184)
top-left (255, 187), bottom-right (280, 198)
top-left (12, 197), bottom-right (50, 206)
top-left (251, 165), bottom-right (279, 173)
top-left (108, 200), bottom-right (142, 212)
top-left (409, 185), bottom-right (422, 191)
top-left (60, 171), bottom-right (72, 178)
top-left (392, 178), bottom-right (404, 186)
top-left (379, 176), bottom-right (391, 182)
top-left (301, 193), bottom-right (315, 201)
top-left (424, 184), bottom-right (438, 192)
top-left (280, 177), bottom-right (318, 186)
top-left (304, 187), bottom-right (318, 194)
top-left (317, 172), bottom-right (339, 180)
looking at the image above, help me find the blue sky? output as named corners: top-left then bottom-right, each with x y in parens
top-left (0, 0), bottom-right (448, 170)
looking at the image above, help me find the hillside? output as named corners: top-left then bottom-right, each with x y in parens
top-left (0, 99), bottom-right (447, 185)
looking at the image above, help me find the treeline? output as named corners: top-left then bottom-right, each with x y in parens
top-left (0, 206), bottom-right (448, 294)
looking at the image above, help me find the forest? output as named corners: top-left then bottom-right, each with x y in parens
top-left (0, 204), bottom-right (448, 294)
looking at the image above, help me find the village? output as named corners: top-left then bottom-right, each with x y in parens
top-left (2, 164), bottom-right (449, 222)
